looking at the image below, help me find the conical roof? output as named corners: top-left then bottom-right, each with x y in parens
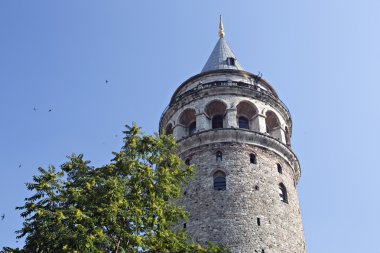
top-left (201, 16), bottom-right (244, 73)
top-left (201, 38), bottom-right (244, 72)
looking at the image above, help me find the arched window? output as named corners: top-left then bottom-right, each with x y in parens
top-left (250, 153), bottom-right (257, 164)
top-left (238, 116), bottom-right (249, 129)
top-left (205, 100), bottom-right (227, 130)
top-left (179, 108), bottom-right (196, 137)
top-left (236, 101), bottom-right (258, 130)
top-left (213, 171), bottom-right (226, 191)
top-left (165, 123), bottom-right (173, 135)
top-left (189, 121), bottom-right (196, 135)
top-left (265, 111), bottom-right (280, 134)
top-left (216, 151), bottom-right (222, 162)
top-left (277, 163), bottom-right (282, 174)
top-left (212, 115), bottom-right (224, 129)
top-left (279, 183), bottom-right (288, 203)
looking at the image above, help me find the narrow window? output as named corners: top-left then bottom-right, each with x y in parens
top-left (238, 116), bottom-right (249, 129)
top-left (250, 154), bottom-right (257, 164)
top-left (213, 171), bottom-right (226, 191)
top-left (189, 121), bottom-right (196, 135)
top-left (257, 217), bottom-right (261, 226)
top-left (227, 57), bottom-right (235, 66)
top-left (212, 115), bottom-right (224, 129)
top-left (277, 163), bottom-right (282, 174)
top-left (261, 250), bottom-right (265, 253)
top-left (216, 151), bottom-right (223, 162)
top-left (279, 183), bottom-right (288, 203)
top-left (185, 159), bottom-right (190, 165)
top-left (183, 223), bottom-right (186, 229)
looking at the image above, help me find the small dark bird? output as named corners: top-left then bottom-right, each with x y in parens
top-left (105, 80), bottom-right (109, 84)
top-left (48, 109), bottom-right (52, 112)
top-left (18, 164), bottom-right (21, 168)
top-left (33, 107), bottom-right (37, 111)
top-left (1, 214), bottom-right (4, 220)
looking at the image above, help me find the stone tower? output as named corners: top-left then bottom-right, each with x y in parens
top-left (159, 17), bottom-right (306, 253)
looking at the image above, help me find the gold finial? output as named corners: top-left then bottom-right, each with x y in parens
top-left (219, 15), bottom-right (225, 38)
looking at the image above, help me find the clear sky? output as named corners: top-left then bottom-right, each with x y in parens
top-left (1, 1), bottom-right (380, 252)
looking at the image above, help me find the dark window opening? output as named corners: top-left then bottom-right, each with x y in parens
top-left (250, 154), bottom-right (257, 164)
top-left (261, 250), bottom-right (265, 253)
top-left (238, 116), bottom-right (249, 129)
top-left (257, 218), bottom-right (261, 226)
top-left (189, 121), bottom-right (196, 135)
top-left (183, 223), bottom-right (186, 229)
top-left (213, 171), bottom-right (226, 191)
top-left (185, 159), bottom-right (190, 166)
top-left (277, 163), bottom-right (282, 174)
top-left (255, 185), bottom-right (259, 191)
top-left (165, 124), bottom-right (173, 135)
top-left (279, 183), bottom-right (288, 203)
top-left (227, 57), bottom-right (235, 66)
top-left (212, 115), bottom-right (224, 129)
top-left (216, 151), bottom-right (223, 162)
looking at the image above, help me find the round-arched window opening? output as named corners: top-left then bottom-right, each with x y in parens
top-left (213, 171), bottom-right (226, 191)
top-left (165, 123), bottom-right (173, 135)
top-left (250, 153), bottom-right (257, 164)
top-left (212, 115), bottom-right (224, 129)
top-left (238, 116), bottom-right (249, 129)
top-left (179, 108), bottom-right (196, 137)
top-left (189, 121), bottom-right (196, 135)
top-left (265, 111), bottom-right (280, 134)
top-left (216, 151), bottom-right (223, 162)
top-left (277, 163), bottom-right (282, 174)
top-left (279, 183), bottom-right (288, 203)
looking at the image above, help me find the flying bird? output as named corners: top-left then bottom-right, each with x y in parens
top-left (1, 214), bottom-right (4, 220)
top-left (18, 164), bottom-right (21, 168)
top-left (105, 80), bottom-right (109, 84)
top-left (33, 107), bottom-right (37, 111)
top-left (48, 109), bottom-right (52, 112)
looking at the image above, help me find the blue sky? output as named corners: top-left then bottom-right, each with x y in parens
top-left (1, 1), bottom-right (380, 252)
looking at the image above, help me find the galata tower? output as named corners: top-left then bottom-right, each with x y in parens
top-left (159, 17), bottom-right (306, 253)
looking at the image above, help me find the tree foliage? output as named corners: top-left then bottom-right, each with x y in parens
top-left (3, 125), bottom-right (229, 253)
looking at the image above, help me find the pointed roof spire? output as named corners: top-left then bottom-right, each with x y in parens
top-left (219, 15), bottom-right (225, 38)
top-left (201, 16), bottom-right (244, 73)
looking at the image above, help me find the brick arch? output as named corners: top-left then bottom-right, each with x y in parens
top-left (178, 108), bottom-right (196, 127)
top-left (265, 110), bottom-right (280, 133)
top-left (204, 99), bottom-right (227, 118)
top-left (209, 167), bottom-right (230, 177)
top-left (236, 100), bottom-right (258, 119)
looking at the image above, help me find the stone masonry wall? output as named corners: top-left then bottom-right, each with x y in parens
top-left (178, 141), bottom-right (306, 253)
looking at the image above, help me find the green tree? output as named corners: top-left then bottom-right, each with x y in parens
top-left (2, 125), bottom-right (229, 253)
